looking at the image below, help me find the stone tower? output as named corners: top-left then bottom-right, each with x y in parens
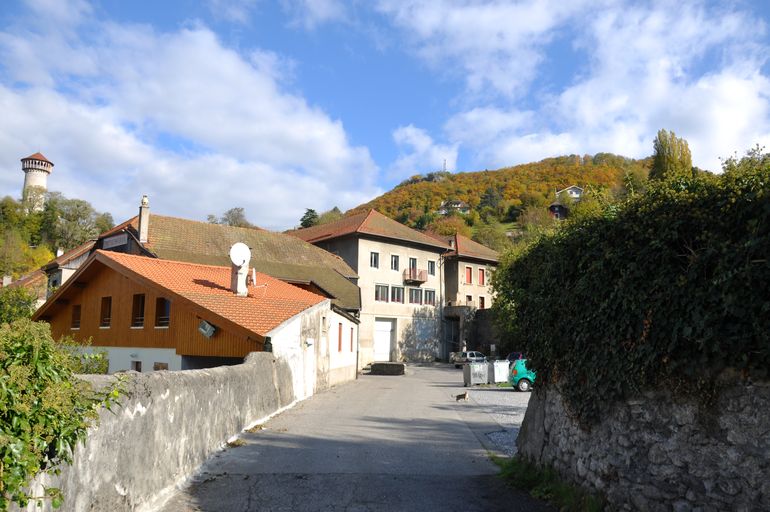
top-left (21, 152), bottom-right (53, 211)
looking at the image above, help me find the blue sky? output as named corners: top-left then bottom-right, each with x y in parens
top-left (1, 0), bottom-right (769, 230)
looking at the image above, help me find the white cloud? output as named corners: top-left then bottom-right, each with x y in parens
top-left (426, 1), bottom-right (770, 172)
top-left (389, 125), bottom-right (458, 180)
top-left (0, 1), bottom-right (379, 230)
top-left (282, 0), bottom-right (348, 29)
top-left (376, 0), bottom-right (590, 99)
top-left (207, 0), bottom-right (260, 24)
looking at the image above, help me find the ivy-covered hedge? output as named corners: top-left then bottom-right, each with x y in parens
top-left (493, 155), bottom-right (770, 424)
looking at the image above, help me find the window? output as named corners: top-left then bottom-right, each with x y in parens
top-left (478, 268), bottom-right (485, 286)
top-left (131, 360), bottom-right (142, 372)
top-left (428, 260), bottom-right (436, 276)
top-left (391, 254), bottom-right (399, 271)
top-left (390, 286), bottom-right (404, 303)
top-left (131, 294), bottom-right (145, 327)
top-left (409, 257), bottom-right (417, 270)
top-left (375, 284), bottom-right (389, 302)
top-left (153, 362), bottom-right (168, 371)
top-left (99, 297), bottom-right (112, 328)
top-left (338, 323), bottom-right (343, 352)
top-left (479, 296), bottom-right (485, 309)
top-left (465, 266), bottom-right (473, 284)
top-left (409, 288), bottom-right (423, 304)
top-left (424, 290), bottom-right (436, 306)
top-left (155, 298), bottom-right (171, 327)
top-left (466, 295), bottom-right (473, 305)
top-left (370, 252), bottom-right (379, 268)
top-left (71, 305), bottom-right (81, 329)
top-left (350, 327), bottom-right (354, 352)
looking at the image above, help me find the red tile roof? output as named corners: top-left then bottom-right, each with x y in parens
top-left (97, 213), bottom-right (361, 310)
top-left (81, 251), bottom-right (325, 337)
top-left (21, 152), bottom-right (52, 164)
top-left (288, 209), bottom-right (450, 250)
top-left (428, 233), bottom-right (499, 263)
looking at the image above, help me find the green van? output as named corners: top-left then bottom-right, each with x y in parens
top-left (508, 358), bottom-right (536, 392)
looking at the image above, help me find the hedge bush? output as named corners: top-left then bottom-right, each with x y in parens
top-left (493, 152), bottom-right (770, 424)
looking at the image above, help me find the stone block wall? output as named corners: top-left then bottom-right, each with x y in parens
top-left (18, 353), bottom-right (296, 512)
top-left (517, 382), bottom-right (770, 511)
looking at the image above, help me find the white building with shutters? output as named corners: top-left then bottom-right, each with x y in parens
top-left (289, 210), bottom-right (498, 365)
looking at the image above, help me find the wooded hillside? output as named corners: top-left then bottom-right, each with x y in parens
top-left (348, 153), bottom-right (651, 228)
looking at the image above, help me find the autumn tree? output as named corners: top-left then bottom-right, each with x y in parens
top-left (472, 223), bottom-right (512, 252)
top-left (317, 207), bottom-right (343, 225)
top-left (426, 216), bottom-right (472, 237)
top-left (649, 129), bottom-right (693, 181)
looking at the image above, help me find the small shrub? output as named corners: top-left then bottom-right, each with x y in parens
top-left (0, 319), bottom-right (120, 510)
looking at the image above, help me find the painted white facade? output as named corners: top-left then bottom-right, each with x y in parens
top-left (325, 309), bottom-right (359, 385)
top-left (97, 346), bottom-right (183, 374)
top-left (268, 299), bottom-right (358, 400)
top-left (268, 302), bottom-right (324, 402)
top-left (356, 238), bottom-right (444, 364)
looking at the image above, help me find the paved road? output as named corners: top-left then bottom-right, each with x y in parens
top-left (161, 364), bottom-right (552, 512)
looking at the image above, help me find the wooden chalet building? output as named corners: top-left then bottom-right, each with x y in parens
top-left (34, 250), bottom-right (359, 394)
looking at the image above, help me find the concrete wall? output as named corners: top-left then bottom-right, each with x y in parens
top-left (517, 381), bottom-right (770, 511)
top-left (19, 353), bottom-right (297, 512)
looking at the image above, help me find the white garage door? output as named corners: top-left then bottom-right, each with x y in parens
top-left (373, 319), bottom-right (393, 362)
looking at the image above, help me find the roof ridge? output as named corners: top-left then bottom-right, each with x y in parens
top-left (357, 209), bottom-right (379, 232)
top-left (96, 250), bottom-right (245, 273)
top-left (151, 213), bottom-right (266, 231)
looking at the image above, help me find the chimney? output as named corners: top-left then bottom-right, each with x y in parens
top-left (449, 237), bottom-right (455, 249)
top-left (56, 248), bottom-right (64, 257)
top-left (229, 243), bottom-right (251, 297)
top-left (138, 195), bottom-right (150, 243)
top-left (2, 275), bottom-right (11, 287)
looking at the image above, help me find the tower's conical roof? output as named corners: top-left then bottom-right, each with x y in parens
top-left (21, 152), bottom-right (53, 164)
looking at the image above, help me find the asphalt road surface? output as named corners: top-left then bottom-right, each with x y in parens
top-left (160, 364), bottom-right (553, 512)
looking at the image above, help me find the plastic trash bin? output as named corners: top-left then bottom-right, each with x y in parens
top-left (463, 362), bottom-right (488, 386)
top-left (489, 361), bottom-right (509, 383)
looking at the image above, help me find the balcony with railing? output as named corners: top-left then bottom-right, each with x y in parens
top-left (402, 268), bottom-right (427, 284)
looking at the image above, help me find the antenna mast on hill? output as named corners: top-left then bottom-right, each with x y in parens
top-left (443, 159), bottom-right (447, 172)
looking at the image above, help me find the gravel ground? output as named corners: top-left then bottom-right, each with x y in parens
top-left (465, 383), bottom-right (532, 456)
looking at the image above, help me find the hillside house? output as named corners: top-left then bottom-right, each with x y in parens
top-left (549, 185), bottom-right (583, 219)
top-left (437, 199), bottom-right (471, 215)
top-left (34, 250), bottom-right (358, 396)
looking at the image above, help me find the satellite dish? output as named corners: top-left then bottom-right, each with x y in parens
top-left (229, 242), bottom-right (251, 267)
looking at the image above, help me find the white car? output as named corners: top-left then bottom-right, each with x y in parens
top-left (451, 351), bottom-right (487, 368)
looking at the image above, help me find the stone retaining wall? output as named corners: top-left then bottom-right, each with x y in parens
top-left (517, 382), bottom-right (770, 511)
top-left (19, 353), bottom-right (295, 512)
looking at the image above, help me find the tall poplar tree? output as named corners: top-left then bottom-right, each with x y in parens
top-left (649, 129), bottom-right (693, 181)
